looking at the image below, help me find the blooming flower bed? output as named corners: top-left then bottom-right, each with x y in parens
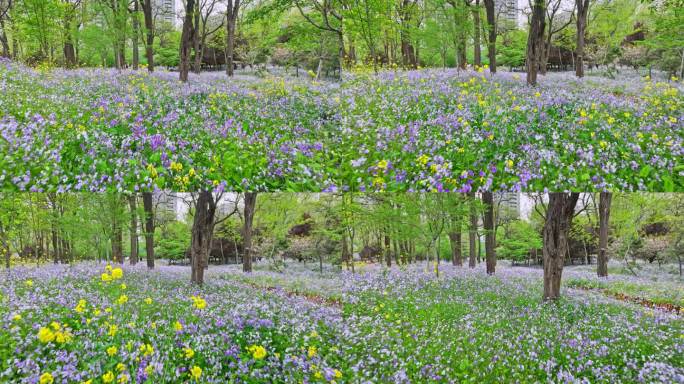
top-left (1, 60), bottom-right (682, 192)
top-left (2, 262), bottom-right (681, 383)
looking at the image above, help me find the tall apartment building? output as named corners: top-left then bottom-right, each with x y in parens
top-left (496, 0), bottom-right (520, 30)
top-left (154, 0), bottom-right (176, 25)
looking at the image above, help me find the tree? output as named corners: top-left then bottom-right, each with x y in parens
top-left (225, 0), bottom-right (240, 76)
top-left (482, 191), bottom-right (495, 274)
top-left (526, 0), bottom-right (546, 85)
top-left (129, 194), bottom-right (139, 265)
top-left (142, 0), bottom-right (154, 71)
top-left (142, 192), bottom-right (155, 269)
top-left (541, 193), bottom-right (580, 301)
top-left (482, 0), bottom-right (495, 71)
top-left (468, 191), bottom-right (478, 268)
top-left (179, 0), bottom-right (196, 82)
top-left (242, 192), bottom-right (257, 272)
top-left (190, 190), bottom-right (216, 284)
top-left (0, 0), bottom-right (11, 58)
top-left (575, 0), bottom-right (590, 77)
top-left (597, 191), bottom-right (611, 277)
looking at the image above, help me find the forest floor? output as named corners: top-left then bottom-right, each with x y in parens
top-left (0, 260), bottom-right (682, 383)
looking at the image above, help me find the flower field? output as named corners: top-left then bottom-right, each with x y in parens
top-left (1, 263), bottom-right (682, 383)
top-left (1, 59), bottom-right (682, 193)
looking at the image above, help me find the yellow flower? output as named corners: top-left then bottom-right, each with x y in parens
top-left (108, 324), bottom-right (118, 337)
top-left (417, 154), bottom-right (429, 166)
top-left (116, 295), bottom-right (128, 305)
top-left (599, 141), bottom-right (608, 149)
top-left (81, 380), bottom-right (93, 384)
top-left (12, 313), bottom-right (22, 321)
top-left (25, 280), bottom-right (34, 287)
top-left (140, 343), bottom-right (154, 356)
top-left (105, 264), bottom-right (113, 272)
top-left (75, 299), bottom-right (87, 313)
top-left (102, 371), bottom-right (115, 384)
top-left (54, 330), bottom-right (72, 344)
top-left (173, 321), bottom-right (183, 332)
top-left (190, 366), bottom-right (202, 380)
top-left (144, 365), bottom-right (154, 376)
top-left (247, 344), bottom-right (267, 360)
top-left (184, 347), bottom-right (195, 359)
top-left (191, 296), bottom-right (207, 310)
top-left (314, 370), bottom-right (323, 379)
top-left (116, 363), bottom-right (125, 372)
top-left (534, 91), bottom-right (541, 98)
top-left (505, 159), bottom-right (514, 169)
top-left (39, 372), bottom-right (54, 384)
top-left (38, 327), bottom-right (55, 343)
top-left (144, 298), bottom-right (153, 305)
top-left (107, 346), bottom-right (118, 357)
top-left (101, 273), bottom-right (112, 282)
top-left (120, 283), bottom-right (127, 290)
top-left (334, 369), bottom-right (342, 378)
top-left (376, 159), bottom-right (388, 170)
top-left (111, 268), bottom-right (123, 279)
top-left (117, 374), bottom-right (129, 384)
top-left (307, 346), bottom-right (317, 358)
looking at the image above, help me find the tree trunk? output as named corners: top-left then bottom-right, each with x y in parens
top-left (482, 191), bottom-right (496, 274)
top-left (193, 0), bottom-right (201, 74)
top-left (111, 215), bottom-right (123, 264)
top-left (575, 0), bottom-right (589, 78)
top-left (142, 192), bottom-right (155, 269)
top-left (142, 0), bottom-right (154, 72)
top-left (179, 0), bottom-right (196, 82)
top-left (0, 18), bottom-right (9, 58)
top-left (129, 195), bottom-right (139, 265)
top-left (483, 0), bottom-right (496, 72)
top-left (597, 192), bottom-right (611, 277)
top-left (225, 0), bottom-right (240, 77)
top-left (473, 0), bottom-right (481, 67)
top-left (449, 230), bottom-right (462, 266)
top-left (384, 233), bottom-right (391, 267)
top-left (190, 190), bottom-right (216, 285)
top-left (132, 0), bottom-right (140, 70)
top-left (242, 192), bottom-right (257, 272)
top-left (526, 0), bottom-right (546, 85)
top-left (542, 193), bottom-right (580, 301)
top-left (468, 192), bottom-right (477, 268)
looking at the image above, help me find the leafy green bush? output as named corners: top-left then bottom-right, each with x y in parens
top-left (496, 220), bottom-right (542, 262)
top-left (155, 221), bottom-right (191, 261)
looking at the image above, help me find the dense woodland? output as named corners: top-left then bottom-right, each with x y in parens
top-left (0, 0), bottom-right (682, 82)
top-left (2, 192), bottom-right (683, 299)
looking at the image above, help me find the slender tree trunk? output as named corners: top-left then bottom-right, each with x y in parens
top-left (597, 192), bottom-right (611, 277)
top-left (468, 192), bottom-right (477, 268)
top-left (526, 0), bottom-right (546, 85)
top-left (473, 0), bottom-right (481, 67)
top-left (482, 191), bottom-right (496, 274)
top-left (142, 0), bottom-right (154, 71)
top-left (225, 0), bottom-right (240, 77)
top-left (179, 0), bottom-right (196, 82)
top-left (384, 233), bottom-right (391, 267)
top-left (242, 192), bottom-right (257, 272)
top-left (542, 193), bottom-right (580, 301)
top-left (132, 0), bottom-right (140, 70)
top-left (190, 190), bottom-right (216, 285)
top-left (483, 0), bottom-right (496, 72)
top-left (129, 195), bottom-right (139, 265)
top-left (575, 0), bottom-right (589, 78)
top-left (142, 192), bottom-right (155, 269)
top-left (193, 1), bottom-right (201, 74)
top-left (0, 18), bottom-right (9, 58)
top-left (449, 230), bottom-right (462, 266)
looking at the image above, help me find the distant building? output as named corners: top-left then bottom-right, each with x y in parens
top-left (496, 0), bottom-right (519, 30)
top-left (495, 192), bottom-right (521, 220)
top-left (154, 0), bottom-right (176, 25)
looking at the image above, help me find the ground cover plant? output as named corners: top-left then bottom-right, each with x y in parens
top-left (1, 262), bottom-right (682, 383)
top-left (1, 61), bottom-right (682, 193)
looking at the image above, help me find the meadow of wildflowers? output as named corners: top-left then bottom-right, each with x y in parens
top-left (1, 59), bottom-right (682, 193)
top-left (1, 262), bottom-right (682, 383)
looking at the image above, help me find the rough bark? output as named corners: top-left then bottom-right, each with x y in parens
top-left (132, 0), bottom-right (140, 70)
top-left (575, 0), bottom-right (590, 78)
top-left (597, 192), bottom-right (611, 277)
top-left (483, 0), bottom-right (496, 72)
top-left (449, 230), bottom-right (462, 266)
top-left (225, 0), bottom-right (240, 77)
top-left (482, 191), bottom-right (496, 274)
top-left (473, 0), bottom-right (481, 67)
top-left (526, 0), bottom-right (546, 85)
top-left (179, 0), bottom-right (196, 82)
top-left (468, 191), bottom-right (477, 268)
top-left (242, 192), bottom-right (257, 272)
top-left (129, 194), bottom-right (138, 265)
top-left (542, 193), bottom-right (580, 301)
top-left (142, 192), bottom-right (155, 269)
top-left (142, 0), bottom-right (154, 71)
top-left (190, 190), bottom-right (216, 285)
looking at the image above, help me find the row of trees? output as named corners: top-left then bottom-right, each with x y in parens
top-left (6, 192), bottom-right (682, 300)
top-left (1, 0), bottom-right (681, 81)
